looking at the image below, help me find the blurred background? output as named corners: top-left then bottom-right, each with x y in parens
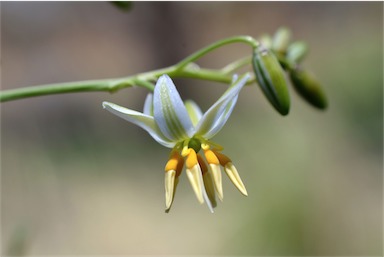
top-left (1, 2), bottom-right (382, 256)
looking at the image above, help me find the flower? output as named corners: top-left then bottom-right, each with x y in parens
top-left (102, 73), bottom-right (250, 213)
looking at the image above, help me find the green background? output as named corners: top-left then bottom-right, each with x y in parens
top-left (1, 2), bottom-right (382, 255)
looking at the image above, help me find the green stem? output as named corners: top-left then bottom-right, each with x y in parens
top-left (0, 66), bottom-right (176, 102)
top-left (0, 79), bottom-right (115, 102)
top-left (175, 68), bottom-right (232, 83)
top-left (176, 35), bottom-right (259, 70)
top-left (0, 36), bottom-right (259, 103)
top-left (221, 56), bottom-right (252, 74)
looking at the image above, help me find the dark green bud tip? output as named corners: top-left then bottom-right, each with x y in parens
top-left (252, 45), bottom-right (291, 116)
top-left (289, 69), bottom-right (328, 109)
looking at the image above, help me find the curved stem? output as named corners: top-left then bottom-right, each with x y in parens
top-left (0, 66), bottom-right (176, 102)
top-left (0, 36), bottom-right (259, 103)
top-left (221, 56), bottom-right (252, 74)
top-left (0, 79), bottom-right (116, 102)
top-left (174, 68), bottom-right (232, 83)
top-left (176, 36), bottom-right (259, 70)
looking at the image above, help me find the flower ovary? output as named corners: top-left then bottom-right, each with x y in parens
top-left (188, 137), bottom-right (202, 153)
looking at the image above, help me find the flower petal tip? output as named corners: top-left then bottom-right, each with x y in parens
top-left (241, 188), bottom-right (248, 197)
top-left (224, 162), bottom-right (248, 197)
top-left (102, 101), bottom-right (109, 109)
top-left (165, 170), bottom-right (178, 212)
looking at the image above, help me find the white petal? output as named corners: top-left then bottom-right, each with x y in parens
top-left (143, 93), bottom-right (153, 116)
top-left (195, 73), bottom-right (250, 138)
top-left (186, 165), bottom-right (205, 204)
top-left (224, 162), bottom-right (248, 196)
top-left (165, 170), bottom-right (178, 213)
top-left (102, 101), bottom-right (175, 148)
top-left (209, 164), bottom-right (223, 202)
top-left (154, 75), bottom-right (195, 141)
top-left (203, 95), bottom-right (238, 139)
top-left (186, 164), bottom-right (214, 213)
top-left (184, 100), bottom-right (203, 127)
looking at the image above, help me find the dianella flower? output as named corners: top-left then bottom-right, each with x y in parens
top-left (102, 73), bottom-right (250, 213)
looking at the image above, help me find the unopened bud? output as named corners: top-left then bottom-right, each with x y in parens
top-left (272, 27), bottom-right (291, 54)
top-left (287, 41), bottom-right (308, 64)
top-left (290, 69), bottom-right (328, 109)
top-left (252, 45), bottom-right (290, 115)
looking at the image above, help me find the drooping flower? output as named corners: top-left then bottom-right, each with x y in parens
top-left (102, 73), bottom-right (250, 213)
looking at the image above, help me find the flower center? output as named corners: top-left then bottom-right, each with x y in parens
top-left (188, 137), bottom-right (201, 153)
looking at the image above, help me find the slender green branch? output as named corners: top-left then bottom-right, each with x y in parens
top-left (0, 35), bottom-right (260, 103)
top-left (175, 68), bottom-right (232, 83)
top-left (0, 79), bottom-right (116, 102)
top-left (176, 35), bottom-right (259, 70)
top-left (133, 79), bottom-right (155, 91)
top-left (221, 56), bottom-right (252, 74)
top-left (0, 66), bottom-right (176, 102)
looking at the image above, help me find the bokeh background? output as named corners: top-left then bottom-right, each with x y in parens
top-left (1, 2), bottom-right (382, 256)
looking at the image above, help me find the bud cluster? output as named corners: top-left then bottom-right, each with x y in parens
top-left (253, 27), bottom-right (328, 115)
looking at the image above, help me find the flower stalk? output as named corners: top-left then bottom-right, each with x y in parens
top-left (0, 36), bottom-right (258, 103)
top-left (1, 27), bottom-right (327, 114)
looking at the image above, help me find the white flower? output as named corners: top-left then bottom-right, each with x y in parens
top-left (102, 73), bottom-right (250, 213)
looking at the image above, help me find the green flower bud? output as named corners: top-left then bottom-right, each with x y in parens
top-left (287, 41), bottom-right (308, 64)
top-left (290, 69), bottom-right (328, 109)
top-left (252, 45), bottom-right (291, 115)
top-left (272, 27), bottom-right (291, 54)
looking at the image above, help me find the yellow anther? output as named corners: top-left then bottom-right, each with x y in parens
top-left (212, 150), bottom-right (232, 166)
top-left (181, 145), bottom-right (190, 157)
top-left (165, 151), bottom-right (184, 177)
top-left (204, 149), bottom-right (220, 165)
top-left (186, 148), bottom-right (198, 169)
top-left (201, 143), bottom-right (210, 150)
top-left (165, 158), bottom-right (178, 172)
